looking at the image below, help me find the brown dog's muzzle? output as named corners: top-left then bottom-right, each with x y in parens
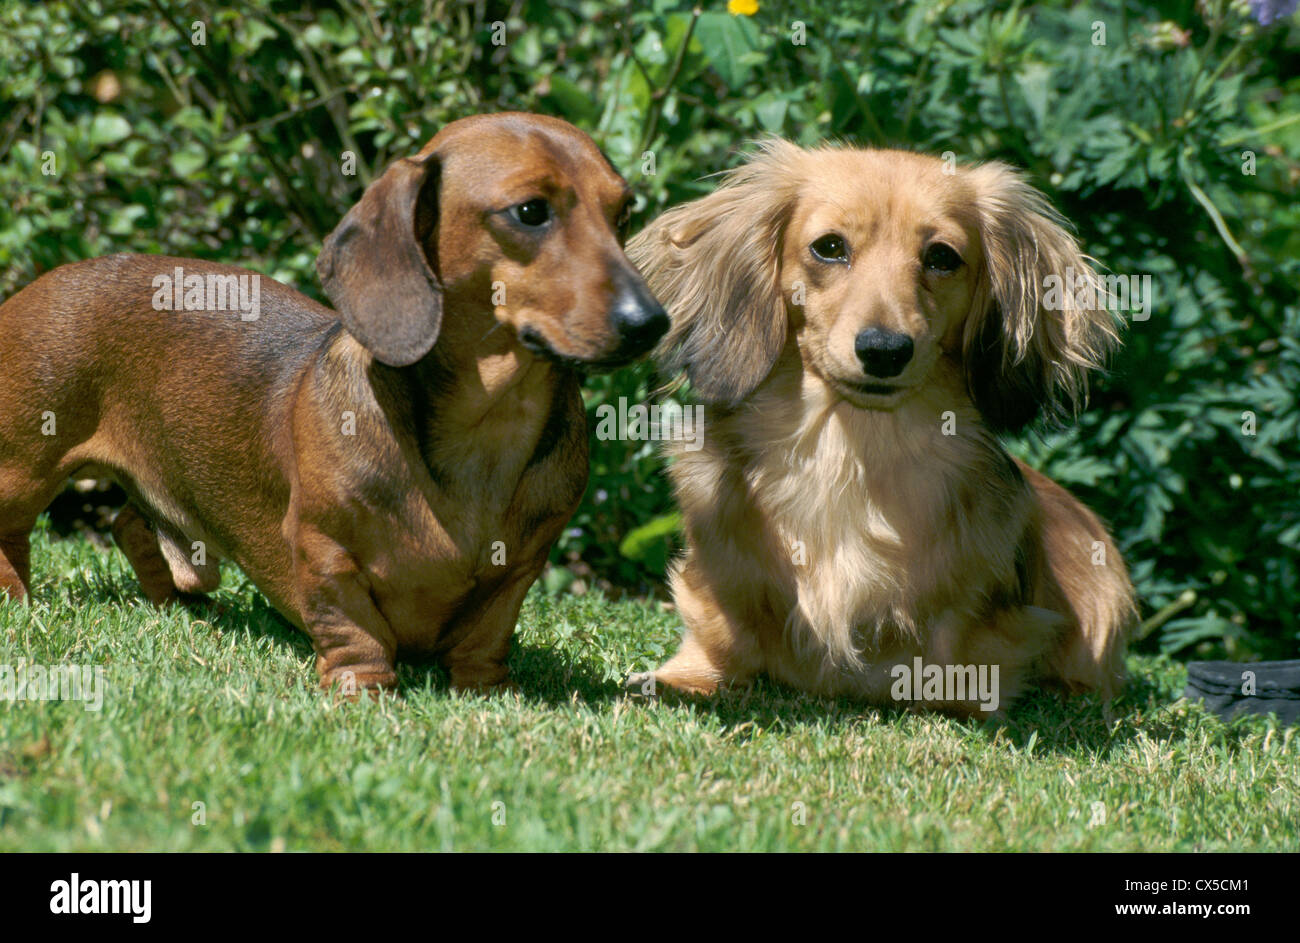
top-left (606, 265), bottom-right (670, 364)
top-left (518, 262), bottom-right (669, 371)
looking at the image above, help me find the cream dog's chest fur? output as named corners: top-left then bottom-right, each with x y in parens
top-left (719, 376), bottom-right (1011, 681)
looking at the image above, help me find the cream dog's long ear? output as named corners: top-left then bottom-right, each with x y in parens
top-left (627, 141), bottom-right (802, 405)
top-left (962, 163), bottom-right (1121, 433)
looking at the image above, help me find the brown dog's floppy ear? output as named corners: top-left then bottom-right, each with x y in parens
top-left (627, 141), bottom-right (801, 405)
top-left (961, 163), bottom-right (1121, 433)
top-left (317, 154), bottom-right (442, 367)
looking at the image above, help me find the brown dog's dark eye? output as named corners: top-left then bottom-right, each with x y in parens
top-left (923, 243), bottom-right (963, 274)
top-left (511, 199), bottom-right (551, 228)
top-left (810, 234), bottom-right (848, 263)
top-left (616, 199), bottom-right (634, 237)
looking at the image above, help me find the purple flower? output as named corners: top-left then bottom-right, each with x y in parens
top-left (1250, 0), bottom-right (1299, 25)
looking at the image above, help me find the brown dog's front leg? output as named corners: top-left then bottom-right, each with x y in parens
top-left (295, 535), bottom-right (400, 694)
top-left (441, 567), bottom-right (543, 693)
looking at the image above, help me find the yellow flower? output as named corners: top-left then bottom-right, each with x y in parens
top-left (728, 0), bottom-right (759, 15)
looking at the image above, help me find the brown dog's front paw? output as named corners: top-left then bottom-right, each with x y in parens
top-left (447, 663), bottom-right (514, 695)
top-left (318, 666), bottom-right (398, 699)
top-left (451, 678), bottom-right (520, 698)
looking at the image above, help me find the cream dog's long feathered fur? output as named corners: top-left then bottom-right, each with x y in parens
top-left (628, 140), bottom-right (1135, 714)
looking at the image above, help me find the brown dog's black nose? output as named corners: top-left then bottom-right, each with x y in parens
top-left (610, 279), bottom-right (669, 359)
top-left (855, 328), bottom-right (913, 378)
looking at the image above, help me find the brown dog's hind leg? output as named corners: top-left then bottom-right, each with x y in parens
top-left (0, 467), bottom-right (63, 602)
top-left (156, 527), bottom-right (222, 596)
top-left (112, 504), bottom-right (183, 606)
top-left (0, 534), bottom-right (32, 602)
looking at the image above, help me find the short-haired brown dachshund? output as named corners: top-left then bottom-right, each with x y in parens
top-left (0, 112), bottom-right (667, 694)
top-left (627, 141), bottom-right (1135, 715)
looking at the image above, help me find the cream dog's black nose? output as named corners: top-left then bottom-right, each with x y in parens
top-left (855, 328), bottom-right (913, 378)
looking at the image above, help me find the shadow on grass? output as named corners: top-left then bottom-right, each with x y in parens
top-left (506, 640), bottom-right (1214, 758)
top-left (60, 569), bottom-right (616, 702)
top-left (62, 568), bottom-right (1244, 757)
top-left (63, 567), bottom-right (312, 658)
top-left (512, 656), bottom-right (1225, 759)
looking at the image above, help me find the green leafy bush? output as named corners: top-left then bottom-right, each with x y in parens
top-left (1, 0), bottom-right (1296, 657)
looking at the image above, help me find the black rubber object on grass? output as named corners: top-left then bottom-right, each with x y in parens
top-left (1184, 660), bottom-right (1300, 725)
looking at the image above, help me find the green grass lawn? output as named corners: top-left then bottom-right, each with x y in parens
top-left (1, 519), bottom-right (1296, 852)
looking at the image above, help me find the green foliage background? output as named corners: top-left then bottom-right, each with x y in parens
top-left (1, 0), bottom-right (1297, 660)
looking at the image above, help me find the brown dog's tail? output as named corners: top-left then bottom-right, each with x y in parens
top-left (1018, 460), bottom-right (1136, 701)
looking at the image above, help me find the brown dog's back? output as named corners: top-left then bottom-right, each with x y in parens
top-left (0, 254), bottom-right (331, 611)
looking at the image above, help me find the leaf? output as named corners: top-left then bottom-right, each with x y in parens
top-left (1159, 615), bottom-right (1238, 654)
top-left (1043, 454), bottom-right (1113, 487)
top-left (753, 95), bottom-right (788, 132)
top-left (1015, 62), bottom-right (1051, 131)
top-left (618, 512), bottom-right (681, 561)
top-left (542, 75), bottom-right (599, 125)
top-left (239, 18), bottom-right (276, 54)
top-left (169, 146), bottom-right (207, 179)
top-left (543, 566), bottom-right (576, 595)
top-left (104, 204), bottom-right (147, 236)
top-left (89, 113), bottom-right (132, 147)
top-left (694, 11), bottom-right (760, 89)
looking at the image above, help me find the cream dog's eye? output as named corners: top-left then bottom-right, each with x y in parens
top-left (810, 234), bottom-right (849, 263)
top-left (923, 243), bottom-right (963, 273)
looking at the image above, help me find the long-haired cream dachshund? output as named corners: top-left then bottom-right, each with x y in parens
top-left (627, 141), bottom-right (1135, 715)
